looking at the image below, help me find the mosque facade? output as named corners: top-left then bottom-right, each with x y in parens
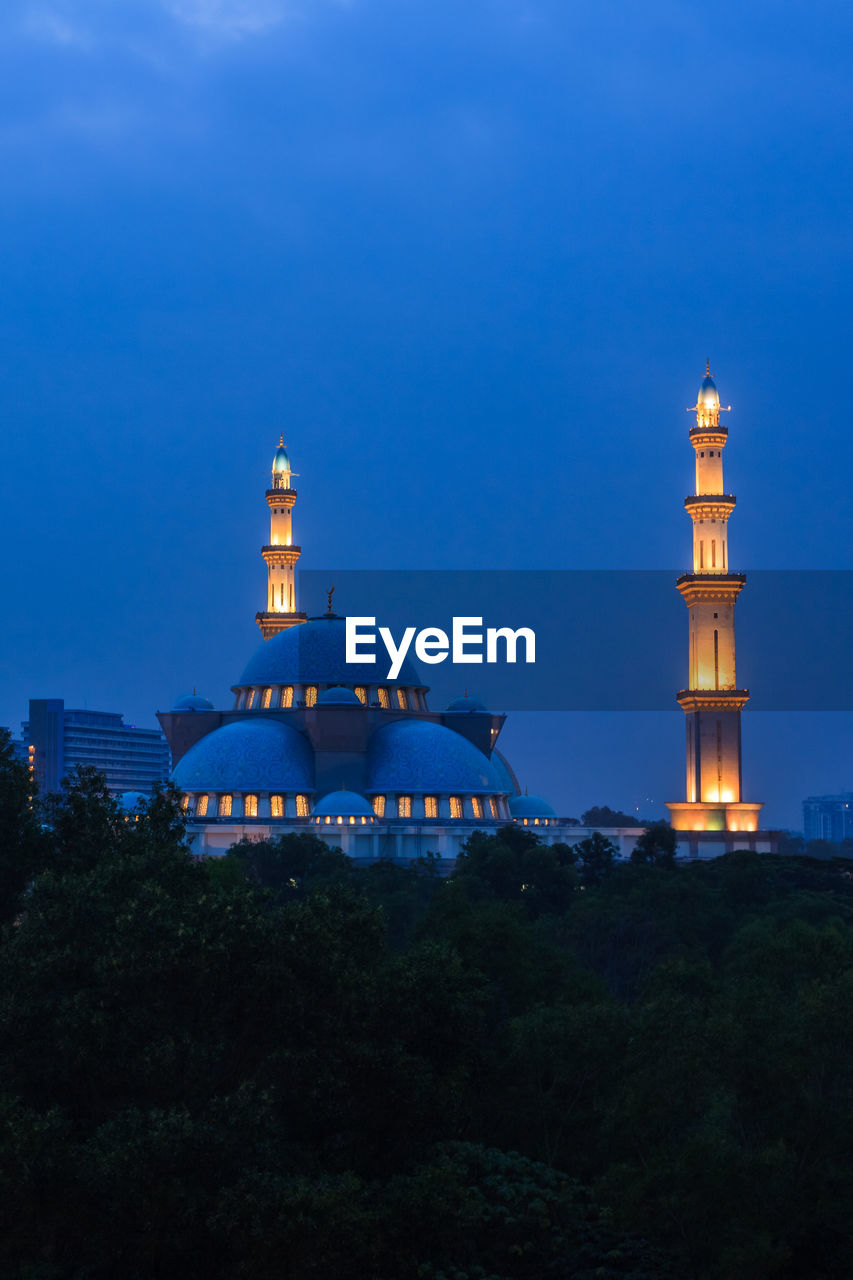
top-left (158, 371), bottom-right (776, 863)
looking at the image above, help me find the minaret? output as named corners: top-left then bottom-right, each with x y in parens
top-left (254, 435), bottom-right (308, 639)
top-left (666, 365), bottom-right (763, 835)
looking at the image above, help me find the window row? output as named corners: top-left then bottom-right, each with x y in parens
top-left (182, 792), bottom-right (312, 818)
top-left (236, 685), bottom-right (425, 711)
top-left (371, 794), bottom-right (505, 820)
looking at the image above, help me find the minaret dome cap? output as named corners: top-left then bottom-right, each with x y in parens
top-left (272, 434), bottom-right (291, 474)
top-left (699, 363), bottom-right (720, 410)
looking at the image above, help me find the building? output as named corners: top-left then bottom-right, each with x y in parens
top-left (803, 794), bottom-right (853, 843)
top-left (666, 366), bottom-right (773, 854)
top-left (23, 700), bottom-right (171, 798)
top-left (160, 382), bottom-right (776, 865)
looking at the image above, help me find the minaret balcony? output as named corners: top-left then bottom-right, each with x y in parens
top-left (676, 688), bottom-right (751, 713)
top-left (262, 545), bottom-right (301, 566)
top-left (266, 489), bottom-right (297, 505)
top-left (683, 495), bottom-right (736, 519)
top-left (675, 573), bottom-right (746, 605)
top-left (689, 426), bottom-right (728, 445)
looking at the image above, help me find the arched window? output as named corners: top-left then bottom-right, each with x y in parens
top-left (180, 793), bottom-right (191, 812)
top-left (247, 689), bottom-right (256, 709)
top-left (424, 795), bottom-right (438, 819)
top-left (305, 686), bottom-right (317, 707)
top-left (397, 795), bottom-right (412, 818)
top-left (270, 794), bottom-right (284, 818)
top-left (377, 687), bottom-right (390, 709)
top-left (261, 688), bottom-right (272, 709)
top-left (354, 686), bottom-right (367, 705)
top-left (196, 794), bottom-right (209, 817)
top-left (244, 794), bottom-right (258, 817)
top-left (489, 797), bottom-right (499, 819)
top-left (396, 688), bottom-right (408, 710)
top-left (449, 796), bottom-right (463, 819)
top-left (471, 796), bottom-right (483, 819)
top-left (295, 794), bottom-right (310, 817)
top-left (372, 795), bottom-right (386, 818)
top-left (280, 686), bottom-right (293, 708)
top-left (218, 794), bottom-right (232, 817)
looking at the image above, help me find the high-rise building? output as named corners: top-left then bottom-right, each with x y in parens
top-left (23, 700), bottom-right (171, 797)
top-left (803, 794), bottom-right (853, 843)
top-left (667, 365), bottom-right (764, 838)
top-left (254, 435), bottom-right (308, 639)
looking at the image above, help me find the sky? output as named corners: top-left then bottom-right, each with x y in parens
top-left (1, 0), bottom-right (853, 830)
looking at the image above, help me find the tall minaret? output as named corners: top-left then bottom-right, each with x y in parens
top-left (666, 365), bottom-right (763, 835)
top-left (254, 435), bottom-right (308, 639)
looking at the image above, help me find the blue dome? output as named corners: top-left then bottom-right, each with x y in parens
top-left (172, 719), bottom-right (314, 793)
top-left (236, 616), bottom-right (423, 690)
top-left (316, 686), bottom-right (362, 706)
top-left (700, 372), bottom-right (719, 408)
top-left (367, 719), bottom-right (500, 794)
top-left (445, 694), bottom-right (487, 712)
top-left (172, 693), bottom-right (215, 711)
top-left (491, 750), bottom-right (519, 796)
top-left (509, 794), bottom-right (556, 818)
top-left (313, 790), bottom-right (374, 817)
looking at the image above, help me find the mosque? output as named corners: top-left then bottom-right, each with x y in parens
top-left (157, 368), bottom-right (777, 862)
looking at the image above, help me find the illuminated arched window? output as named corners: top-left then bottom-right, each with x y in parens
top-left (261, 688), bottom-right (272, 709)
top-left (377, 687), bottom-right (390, 709)
top-left (295, 794), bottom-right (310, 817)
top-left (180, 793), bottom-right (190, 812)
top-left (218, 794), bottom-right (232, 817)
top-left (247, 689), bottom-right (256, 709)
top-left (424, 795), bottom-right (438, 819)
top-left (372, 794), bottom-right (386, 818)
top-left (270, 794), bottom-right (284, 818)
top-left (244, 794), bottom-right (258, 817)
top-left (354, 686), bottom-right (367, 705)
top-left (280, 686), bottom-right (293, 708)
top-left (305, 686), bottom-right (317, 707)
top-left (196, 794), bottom-right (209, 817)
top-left (397, 795), bottom-right (412, 818)
top-left (449, 796), bottom-right (463, 819)
top-left (489, 797), bottom-right (499, 819)
top-left (396, 688), bottom-right (408, 710)
top-left (471, 796), bottom-right (483, 819)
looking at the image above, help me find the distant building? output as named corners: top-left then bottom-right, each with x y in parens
top-left (803, 793), bottom-right (853, 843)
top-left (22, 699), bottom-right (171, 797)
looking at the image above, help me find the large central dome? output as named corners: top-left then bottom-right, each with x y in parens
top-left (235, 615), bottom-right (424, 691)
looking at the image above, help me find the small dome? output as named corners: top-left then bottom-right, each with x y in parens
top-left (173, 719), bottom-right (313, 793)
top-left (172, 693), bottom-right (215, 712)
top-left (367, 719), bottom-right (500, 794)
top-left (509, 793), bottom-right (556, 818)
top-left (119, 791), bottom-right (148, 811)
top-left (236, 615), bottom-right (423, 691)
top-left (491, 749), bottom-right (520, 797)
top-left (272, 436), bottom-right (291, 475)
top-left (313, 790), bottom-right (374, 817)
top-left (316, 686), bottom-right (362, 706)
top-left (700, 370), bottom-right (719, 410)
top-left (445, 694), bottom-right (487, 712)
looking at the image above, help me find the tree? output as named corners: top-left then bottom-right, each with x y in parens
top-left (631, 821), bottom-right (677, 867)
top-left (573, 831), bottom-right (618, 885)
top-left (0, 727), bottom-right (44, 920)
top-left (581, 805), bottom-right (643, 828)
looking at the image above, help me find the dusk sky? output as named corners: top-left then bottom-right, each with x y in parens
top-left (2, 0), bottom-right (853, 829)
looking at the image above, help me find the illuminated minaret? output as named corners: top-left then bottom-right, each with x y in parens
top-left (666, 365), bottom-right (763, 835)
top-left (254, 435), bottom-right (308, 639)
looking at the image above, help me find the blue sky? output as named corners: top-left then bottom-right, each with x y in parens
top-left (2, 0), bottom-right (853, 828)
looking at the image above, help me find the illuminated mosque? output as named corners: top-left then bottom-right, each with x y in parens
top-left (158, 369), bottom-right (776, 862)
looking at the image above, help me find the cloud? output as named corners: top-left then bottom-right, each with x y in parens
top-left (161, 0), bottom-right (289, 36)
top-left (22, 9), bottom-right (94, 48)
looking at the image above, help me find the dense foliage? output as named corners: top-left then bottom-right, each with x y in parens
top-left (2, 736), bottom-right (853, 1277)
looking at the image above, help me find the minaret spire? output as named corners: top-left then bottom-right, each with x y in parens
top-left (666, 365), bottom-right (763, 839)
top-left (254, 433), bottom-right (308, 639)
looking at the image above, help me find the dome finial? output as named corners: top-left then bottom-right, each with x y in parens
top-left (706, 358), bottom-right (711, 377)
top-left (326, 584), bottom-right (336, 616)
top-left (279, 432), bottom-right (284, 447)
